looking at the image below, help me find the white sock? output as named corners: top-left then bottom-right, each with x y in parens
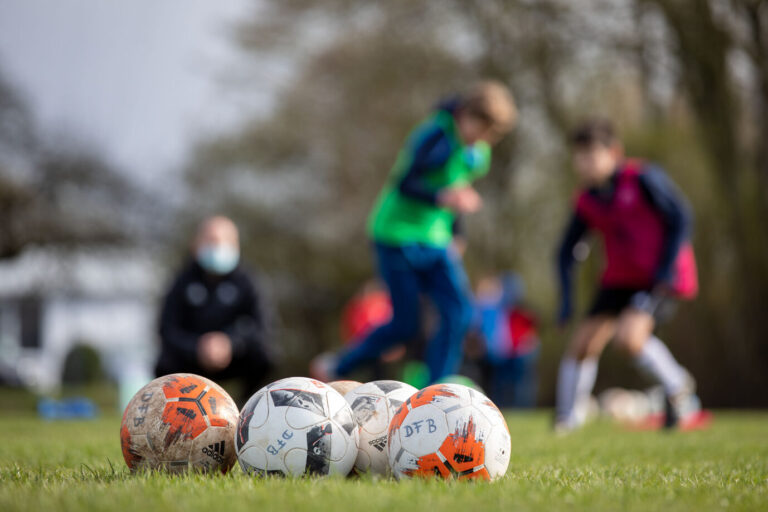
top-left (555, 359), bottom-right (577, 423)
top-left (556, 357), bottom-right (598, 427)
top-left (634, 336), bottom-right (688, 395)
top-left (572, 358), bottom-right (598, 425)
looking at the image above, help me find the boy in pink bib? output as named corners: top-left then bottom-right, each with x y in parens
top-left (555, 119), bottom-right (699, 432)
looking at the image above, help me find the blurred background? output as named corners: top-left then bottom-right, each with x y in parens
top-left (0, 0), bottom-right (766, 410)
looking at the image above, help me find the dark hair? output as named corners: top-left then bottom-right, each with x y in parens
top-left (570, 118), bottom-right (618, 148)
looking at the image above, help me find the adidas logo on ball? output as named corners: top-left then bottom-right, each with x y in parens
top-left (120, 374), bottom-right (239, 473)
top-left (368, 435), bottom-right (387, 452)
top-left (202, 441), bottom-right (226, 463)
top-left (345, 380), bottom-right (419, 475)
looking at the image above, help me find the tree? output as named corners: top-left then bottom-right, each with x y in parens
top-left (183, 0), bottom-right (768, 404)
top-left (0, 67), bottom-right (161, 259)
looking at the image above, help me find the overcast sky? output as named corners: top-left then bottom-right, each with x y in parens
top-left (0, 0), bottom-right (269, 183)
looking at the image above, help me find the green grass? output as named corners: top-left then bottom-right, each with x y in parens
top-left (0, 411), bottom-right (766, 512)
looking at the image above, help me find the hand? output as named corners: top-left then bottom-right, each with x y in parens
top-left (197, 332), bottom-right (232, 372)
top-left (437, 187), bottom-right (483, 213)
top-left (381, 345), bottom-right (406, 363)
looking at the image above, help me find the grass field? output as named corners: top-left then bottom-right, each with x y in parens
top-left (0, 410), bottom-right (766, 512)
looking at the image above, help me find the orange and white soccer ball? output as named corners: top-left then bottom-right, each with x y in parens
top-left (120, 373), bottom-right (239, 473)
top-left (387, 383), bottom-right (510, 481)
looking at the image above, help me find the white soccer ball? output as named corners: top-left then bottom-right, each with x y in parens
top-left (344, 380), bottom-right (418, 475)
top-left (387, 383), bottom-right (510, 482)
top-left (599, 387), bottom-right (649, 422)
top-left (235, 377), bottom-right (358, 477)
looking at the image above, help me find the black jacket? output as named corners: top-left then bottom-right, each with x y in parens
top-left (158, 261), bottom-right (272, 366)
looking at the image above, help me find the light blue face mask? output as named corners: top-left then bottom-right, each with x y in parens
top-left (196, 244), bottom-right (240, 275)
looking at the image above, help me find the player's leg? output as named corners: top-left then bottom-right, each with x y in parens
top-left (422, 247), bottom-right (474, 382)
top-left (334, 244), bottom-right (422, 377)
top-left (555, 315), bottom-right (615, 430)
top-left (521, 348), bottom-right (540, 408)
top-left (510, 348), bottom-right (539, 408)
top-left (613, 306), bottom-right (654, 356)
top-left (615, 296), bottom-right (689, 393)
top-left (615, 300), bottom-right (695, 426)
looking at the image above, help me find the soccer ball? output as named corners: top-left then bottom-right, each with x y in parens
top-left (387, 383), bottom-right (510, 481)
top-left (328, 380), bottom-right (363, 396)
top-left (235, 377), bottom-right (358, 477)
top-left (344, 380), bottom-right (417, 475)
top-left (599, 388), bottom-right (650, 423)
top-left (120, 373), bottom-right (239, 473)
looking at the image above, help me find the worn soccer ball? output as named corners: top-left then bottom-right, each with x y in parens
top-left (328, 380), bottom-right (363, 397)
top-left (435, 374), bottom-right (485, 393)
top-left (120, 373), bottom-right (239, 473)
top-left (235, 377), bottom-right (358, 477)
top-left (344, 380), bottom-right (417, 475)
top-left (387, 383), bottom-right (510, 481)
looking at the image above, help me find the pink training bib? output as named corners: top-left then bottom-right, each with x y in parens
top-left (575, 160), bottom-right (698, 299)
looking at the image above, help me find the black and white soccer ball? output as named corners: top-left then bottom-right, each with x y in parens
top-left (235, 377), bottom-right (358, 477)
top-left (344, 380), bottom-right (418, 475)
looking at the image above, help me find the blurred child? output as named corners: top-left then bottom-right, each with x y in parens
top-left (555, 119), bottom-right (699, 432)
top-left (340, 280), bottom-right (393, 344)
top-left (474, 274), bottom-right (540, 407)
top-left (312, 81), bottom-right (516, 383)
top-left (340, 280), bottom-right (406, 380)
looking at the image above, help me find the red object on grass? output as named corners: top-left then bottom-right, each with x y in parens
top-left (628, 410), bottom-right (713, 431)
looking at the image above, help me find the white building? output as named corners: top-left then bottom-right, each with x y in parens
top-left (0, 246), bottom-right (164, 393)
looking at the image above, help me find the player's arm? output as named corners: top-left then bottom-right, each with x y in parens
top-left (556, 212), bottom-right (589, 325)
top-left (398, 128), bottom-right (481, 213)
top-left (158, 277), bottom-right (201, 365)
top-left (639, 166), bottom-right (693, 286)
top-left (397, 127), bottom-right (452, 204)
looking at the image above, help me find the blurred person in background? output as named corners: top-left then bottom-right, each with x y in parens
top-left (311, 80), bottom-right (517, 383)
top-left (156, 216), bottom-right (274, 402)
top-left (340, 280), bottom-right (393, 346)
top-left (554, 119), bottom-right (701, 432)
top-left (473, 273), bottom-right (540, 407)
top-left (339, 279), bottom-right (405, 380)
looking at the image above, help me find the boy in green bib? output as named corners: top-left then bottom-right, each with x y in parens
top-left (313, 81), bottom-right (516, 383)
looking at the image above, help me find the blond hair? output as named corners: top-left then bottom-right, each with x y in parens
top-left (461, 80), bottom-right (517, 135)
